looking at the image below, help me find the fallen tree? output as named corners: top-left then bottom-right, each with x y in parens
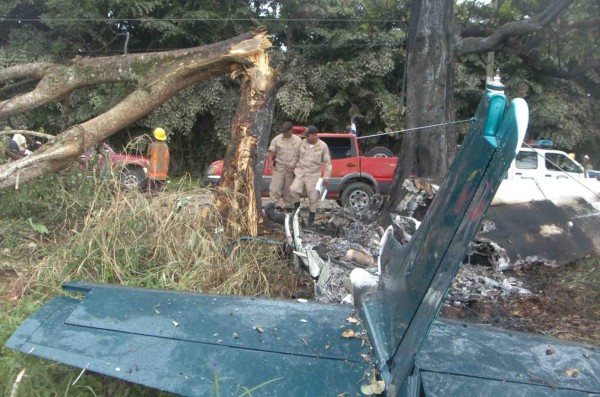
top-left (0, 28), bottom-right (274, 235)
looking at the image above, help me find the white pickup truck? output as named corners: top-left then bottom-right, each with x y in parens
top-left (493, 147), bottom-right (600, 206)
top-left (506, 148), bottom-right (585, 180)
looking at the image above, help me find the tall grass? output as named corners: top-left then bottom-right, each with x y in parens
top-left (6, 168), bottom-right (303, 299)
top-left (0, 165), bottom-right (307, 396)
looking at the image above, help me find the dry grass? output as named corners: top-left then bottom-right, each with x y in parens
top-left (2, 168), bottom-right (306, 302)
top-left (37, 189), bottom-right (301, 298)
top-left (0, 162), bottom-right (310, 397)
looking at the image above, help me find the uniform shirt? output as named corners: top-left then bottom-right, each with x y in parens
top-left (146, 141), bottom-right (170, 180)
top-left (294, 139), bottom-right (332, 180)
top-left (268, 134), bottom-right (302, 171)
top-left (12, 133), bottom-right (27, 151)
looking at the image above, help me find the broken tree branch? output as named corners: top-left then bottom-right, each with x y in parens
top-left (0, 130), bottom-right (56, 141)
top-left (0, 28), bottom-right (271, 190)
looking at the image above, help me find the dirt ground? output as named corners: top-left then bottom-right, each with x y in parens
top-left (441, 260), bottom-right (600, 345)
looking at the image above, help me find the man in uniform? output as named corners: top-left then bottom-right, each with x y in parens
top-left (146, 127), bottom-right (170, 193)
top-left (267, 121), bottom-right (302, 210)
top-left (289, 125), bottom-right (332, 226)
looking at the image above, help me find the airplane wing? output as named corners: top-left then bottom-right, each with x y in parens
top-left (417, 318), bottom-right (600, 397)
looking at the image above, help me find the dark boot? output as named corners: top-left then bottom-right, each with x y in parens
top-left (308, 211), bottom-right (316, 227)
top-left (294, 202), bottom-right (300, 211)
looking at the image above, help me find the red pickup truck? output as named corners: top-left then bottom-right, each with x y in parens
top-left (204, 132), bottom-right (398, 211)
top-left (79, 142), bottom-right (150, 191)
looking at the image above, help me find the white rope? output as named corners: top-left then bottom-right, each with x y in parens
top-left (356, 118), bottom-right (474, 140)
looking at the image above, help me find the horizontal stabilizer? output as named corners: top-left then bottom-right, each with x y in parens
top-left (7, 282), bottom-right (370, 396)
top-left (418, 319), bottom-right (600, 396)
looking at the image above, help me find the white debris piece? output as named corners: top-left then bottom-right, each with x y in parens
top-left (341, 294), bottom-right (354, 305)
top-left (350, 268), bottom-right (379, 291)
top-left (306, 249), bottom-right (325, 278)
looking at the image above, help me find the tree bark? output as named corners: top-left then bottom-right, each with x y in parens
top-left (216, 51), bottom-right (277, 237)
top-left (380, 0), bottom-right (575, 225)
top-left (0, 29), bottom-right (271, 190)
top-left (382, 0), bottom-right (455, 219)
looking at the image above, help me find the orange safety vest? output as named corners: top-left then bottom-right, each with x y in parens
top-left (147, 141), bottom-right (170, 180)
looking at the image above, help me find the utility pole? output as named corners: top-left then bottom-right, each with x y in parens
top-left (486, 0), bottom-right (498, 82)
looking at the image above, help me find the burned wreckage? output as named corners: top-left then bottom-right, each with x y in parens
top-left (6, 85), bottom-right (600, 396)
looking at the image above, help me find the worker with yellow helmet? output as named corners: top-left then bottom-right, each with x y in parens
top-left (146, 127), bottom-right (170, 193)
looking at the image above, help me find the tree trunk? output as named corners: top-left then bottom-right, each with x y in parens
top-left (379, 0), bottom-right (573, 226)
top-left (381, 0), bottom-right (456, 221)
top-left (216, 52), bottom-right (277, 237)
top-left (0, 29), bottom-right (270, 190)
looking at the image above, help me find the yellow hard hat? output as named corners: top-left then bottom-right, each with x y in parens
top-left (153, 127), bottom-right (167, 141)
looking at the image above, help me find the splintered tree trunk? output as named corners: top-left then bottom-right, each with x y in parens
top-left (381, 0), bottom-right (457, 223)
top-left (216, 51), bottom-right (277, 237)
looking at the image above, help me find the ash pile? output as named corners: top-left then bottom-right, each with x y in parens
top-left (284, 178), bottom-right (435, 304)
top-left (279, 177), bottom-right (536, 306)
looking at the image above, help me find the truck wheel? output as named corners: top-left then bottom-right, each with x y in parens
top-left (121, 166), bottom-right (146, 191)
top-left (365, 146), bottom-right (394, 158)
top-left (341, 182), bottom-right (374, 211)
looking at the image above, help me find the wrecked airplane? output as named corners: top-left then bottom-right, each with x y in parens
top-left (7, 79), bottom-right (599, 396)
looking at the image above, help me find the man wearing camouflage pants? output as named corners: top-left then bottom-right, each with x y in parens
top-left (290, 125), bottom-right (332, 227)
top-left (267, 121), bottom-right (302, 210)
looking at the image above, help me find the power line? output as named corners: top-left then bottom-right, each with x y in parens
top-left (1, 17), bottom-right (403, 23)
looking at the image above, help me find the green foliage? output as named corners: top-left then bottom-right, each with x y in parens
top-left (0, 0), bottom-right (598, 174)
top-left (272, 0), bottom-right (408, 133)
top-left (0, 165), bottom-right (98, 232)
top-left (27, 218), bottom-right (49, 235)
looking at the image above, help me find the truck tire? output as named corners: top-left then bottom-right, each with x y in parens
top-left (341, 182), bottom-right (374, 211)
top-left (121, 166), bottom-right (147, 191)
top-left (365, 146), bottom-right (394, 158)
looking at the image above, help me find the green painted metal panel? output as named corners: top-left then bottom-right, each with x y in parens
top-left (420, 372), bottom-right (593, 397)
top-left (387, 99), bottom-right (528, 390)
top-left (375, 90), bottom-right (505, 356)
top-left (357, 89), bottom-right (522, 391)
top-left (62, 282), bottom-right (361, 361)
top-left (418, 319), bottom-right (600, 394)
top-left (483, 92), bottom-right (508, 138)
top-left (7, 294), bottom-right (370, 396)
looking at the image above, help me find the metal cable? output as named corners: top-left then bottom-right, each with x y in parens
top-left (356, 118), bottom-right (474, 140)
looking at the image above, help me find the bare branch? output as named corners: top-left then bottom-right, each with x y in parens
top-left (0, 28), bottom-right (268, 118)
top-left (504, 38), bottom-right (600, 95)
top-left (0, 78), bottom-right (37, 95)
top-left (0, 130), bottom-right (56, 141)
top-left (0, 63), bottom-right (60, 84)
top-left (457, 0), bottom-right (575, 56)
